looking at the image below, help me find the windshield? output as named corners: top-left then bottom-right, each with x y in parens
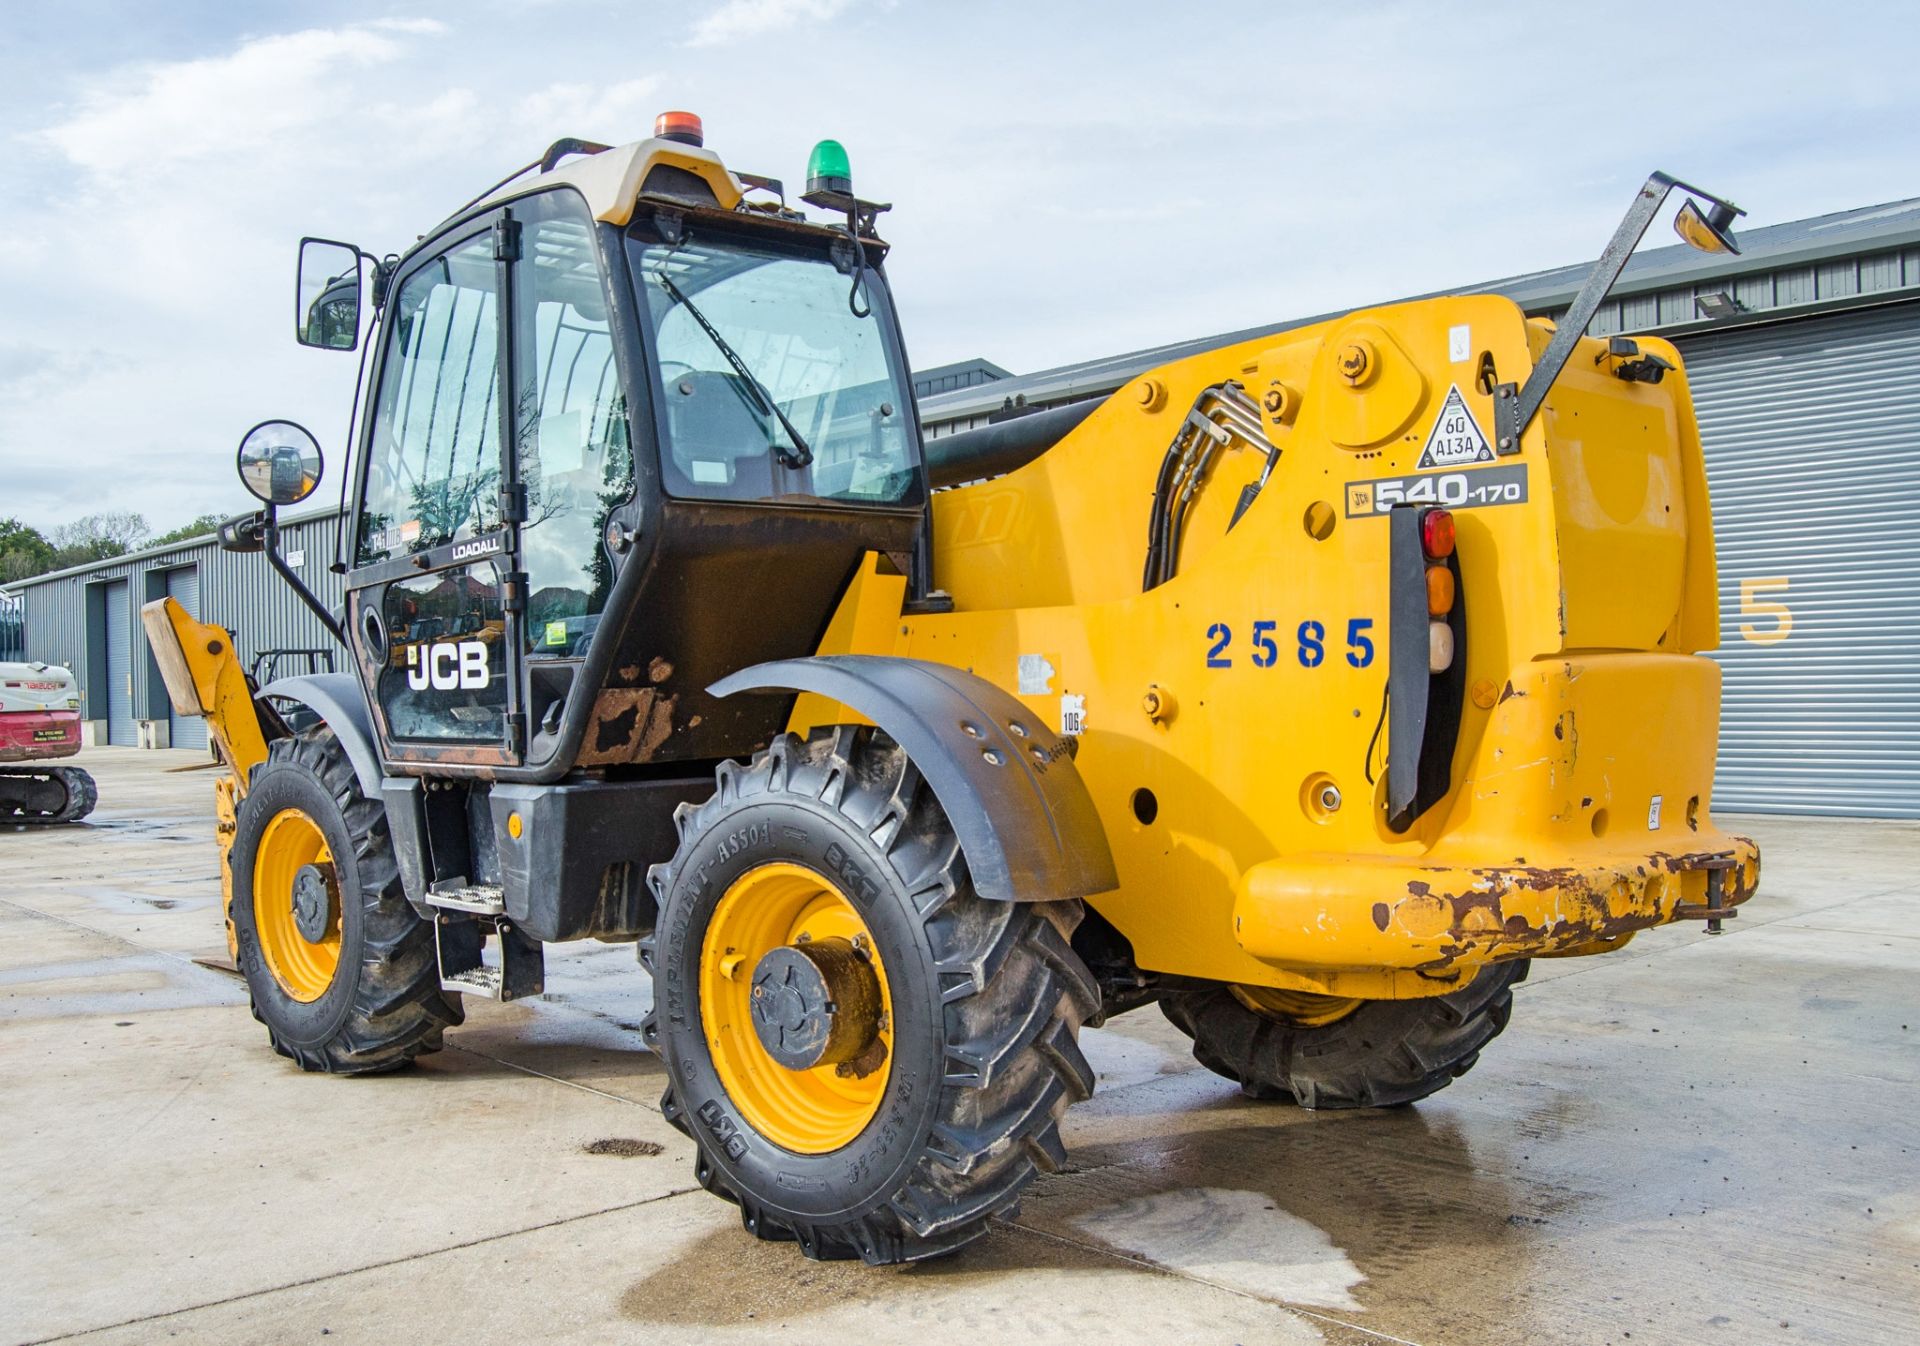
top-left (629, 226), bottom-right (920, 506)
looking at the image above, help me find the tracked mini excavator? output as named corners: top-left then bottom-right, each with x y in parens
top-left (146, 113), bottom-right (1759, 1264)
top-left (1, 660), bottom-right (96, 823)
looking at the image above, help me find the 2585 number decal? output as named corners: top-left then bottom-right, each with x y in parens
top-left (1206, 618), bottom-right (1374, 669)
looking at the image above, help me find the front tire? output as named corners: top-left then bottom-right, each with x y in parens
top-left (1160, 961), bottom-right (1528, 1109)
top-left (229, 725), bottom-right (461, 1073)
top-left (642, 726), bottom-right (1098, 1264)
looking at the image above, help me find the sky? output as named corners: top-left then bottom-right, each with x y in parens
top-left (1, 0), bottom-right (1917, 535)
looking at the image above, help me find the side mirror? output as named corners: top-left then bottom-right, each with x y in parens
top-left (1673, 198), bottom-right (1742, 256)
top-left (237, 420), bottom-right (324, 507)
top-left (297, 238), bottom-right (363, 350)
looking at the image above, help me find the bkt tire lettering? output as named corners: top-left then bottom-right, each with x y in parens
top-left (406, 640), bottom-right (491, 691)
top-left (696, 1098), bottom-right (750, 1161)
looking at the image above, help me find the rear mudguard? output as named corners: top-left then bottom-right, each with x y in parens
top-left (709, 655), bottom-right (1118, 902)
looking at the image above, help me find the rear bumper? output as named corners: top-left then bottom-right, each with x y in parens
top-left (1234, 652), bottom-right (1760, 979)
top-left (0, 710), bottom-right (82, 763)
top-left (1235, 837), bottom-right (1759, 975)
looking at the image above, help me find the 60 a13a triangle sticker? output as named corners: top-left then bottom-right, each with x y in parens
top-left (1416, 384), bottom-right (1493, 469)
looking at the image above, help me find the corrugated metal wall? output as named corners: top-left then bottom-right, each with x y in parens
top-left (104, 581), bottom-right (133, 744)
top-left (163, 566), bottom-right (208, 750)
top-left (1679, 300), bottom-right (1920, 818)
top-left (1582, 244), bottom-right (1920, 338)
top-left (16, 510), bottom-right (346, 733)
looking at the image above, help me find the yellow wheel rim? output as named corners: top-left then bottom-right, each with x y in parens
top-left (252, 808), bottom-right (342, 1003)
top-left (700, 862), bottom-right (894, 1155)
top-left (1231, 984), bottom-right (1364, 1028)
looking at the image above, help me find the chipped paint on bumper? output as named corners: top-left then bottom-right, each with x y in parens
top-left (1233, 835), bottom-right (1759, 974)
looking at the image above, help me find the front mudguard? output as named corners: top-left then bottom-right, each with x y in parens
top-left (709, 655), bottom-right (1118, 902)
top-left (256, 673), bottom-right (382, 796)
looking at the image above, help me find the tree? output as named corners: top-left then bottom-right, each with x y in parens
top-left (47, 512), bottom-right (149, 569)
top-left (149, 514), bottom-right (227, 547)
top-left (0, 518), bottom-right (55, 583)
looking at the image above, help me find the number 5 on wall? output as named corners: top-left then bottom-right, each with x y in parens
top-left (1739, 577), bottom-right (1792, 645)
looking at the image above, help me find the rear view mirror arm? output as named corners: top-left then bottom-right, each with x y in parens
top-left (1494, 171), bottom-right (1741, 453)
top-left (261, 505), bottom-right (346, 646)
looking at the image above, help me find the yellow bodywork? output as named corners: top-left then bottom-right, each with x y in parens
top-left (799, 295), bottom-right (1759, 999)
top-left (141, 596), bottom-right (269, 960)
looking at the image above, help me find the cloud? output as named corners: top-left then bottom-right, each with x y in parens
top-left (512, 78), bottom-right (663, 138)
top-left (686, 0), bottom-right (858, 48)
top-left (32, 21), bottom-right (442, 179)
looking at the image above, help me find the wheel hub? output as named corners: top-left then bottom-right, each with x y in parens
top-left (749, 939), bottom-right (880, 1070)
top-left (290, 862), bottom-right (337, 944)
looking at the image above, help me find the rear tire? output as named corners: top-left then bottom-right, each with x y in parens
top-left (230, 725), bottom-right (461, 1074)
top-left (642, 726), bottom-right (1098, 1264)
top-left (1160, 961), bottom-right (1528, 1109)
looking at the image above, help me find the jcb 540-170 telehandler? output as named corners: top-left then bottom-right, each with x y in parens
top-left (146, 112), bottom-right (1759, 1264)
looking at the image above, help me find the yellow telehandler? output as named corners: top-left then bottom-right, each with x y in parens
top-left (146, 112), bottom-right (1758, 1264)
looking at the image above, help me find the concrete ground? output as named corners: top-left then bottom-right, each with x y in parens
top-left (3, 747), bottom-right (1917, 1346)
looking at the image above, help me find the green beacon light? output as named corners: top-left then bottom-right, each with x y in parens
top-left (805, 139), bottom-right (852, 200)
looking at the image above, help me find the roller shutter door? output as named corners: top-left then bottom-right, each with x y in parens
top-left (164, 567), bottom-right (208, 750)
top-left (104, 580), bottom-right (134, 747)
top-left (1679, 300), bottom-right (1920, 818)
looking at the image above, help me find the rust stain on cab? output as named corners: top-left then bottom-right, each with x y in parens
top-left (578, 687), bottom-right (679, 766)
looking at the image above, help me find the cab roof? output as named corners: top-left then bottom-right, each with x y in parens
top-left (474, 136), bottom-right (747, 226)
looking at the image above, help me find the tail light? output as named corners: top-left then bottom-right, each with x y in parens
top-left (1388, 506), bottom-right (1467, 832)
top-left (1421, 508), bottom-right (1458, 672)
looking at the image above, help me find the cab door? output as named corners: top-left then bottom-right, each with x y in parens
top-left (347, 212), bottom-right (526, 767)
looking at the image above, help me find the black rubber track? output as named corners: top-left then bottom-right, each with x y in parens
top-left (230, 726), bottom-right (461, 1074)
top-left (0, 765), bottom-right (97, 823)
top-left (642, 726), bottom-right (1099, 1264)
top-left (1160, 960), bottom-right (1529, 1109)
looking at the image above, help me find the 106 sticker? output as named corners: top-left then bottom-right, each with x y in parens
top-left (1206, 618), bottom-right (1375, 669)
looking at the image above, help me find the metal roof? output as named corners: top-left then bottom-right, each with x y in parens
top-left (2, 504), bottom-right (344, 592)
top-left (920, 194), bottom-right (1920, 426)
top-left (911, 357), bottom-right (1012, 399)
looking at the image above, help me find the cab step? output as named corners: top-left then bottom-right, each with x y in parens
top-left (425, 881), bottom-right (506, 915)
top-left (427, 884), bottom-right (543, 1001)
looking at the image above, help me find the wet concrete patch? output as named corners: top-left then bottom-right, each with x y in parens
top-left (615, 1216), bottom-right (1330, 1341)
top-left (1070, 1185), bottom-right (1365, 1309)
top-left (0, 952), bottom-right (244, 1020)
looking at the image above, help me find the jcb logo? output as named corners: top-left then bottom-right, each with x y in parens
top-left (406, 640), bottom-right (490, 691)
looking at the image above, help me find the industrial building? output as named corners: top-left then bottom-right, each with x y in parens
top-left (7, 195), bottom-right (1916, 815)
top-left (4, 508), bottom-right (345, 751)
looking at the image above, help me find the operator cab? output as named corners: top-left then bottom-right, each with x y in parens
top-left (246, 115), bottom-right (927, 782)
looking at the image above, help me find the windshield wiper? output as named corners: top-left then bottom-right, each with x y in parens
top-left (652, 270), bottom-right (814, 469)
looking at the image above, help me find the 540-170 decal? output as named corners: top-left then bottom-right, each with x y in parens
top-left (1345, 463), bottom-right (1528, 518)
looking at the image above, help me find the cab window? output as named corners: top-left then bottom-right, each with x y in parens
top-left (357, 234), bottom-right (502, 566)
top-left (512, 194), bottom-right (634, 657)
top-left (629, 226), bottom-right (920, 507)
